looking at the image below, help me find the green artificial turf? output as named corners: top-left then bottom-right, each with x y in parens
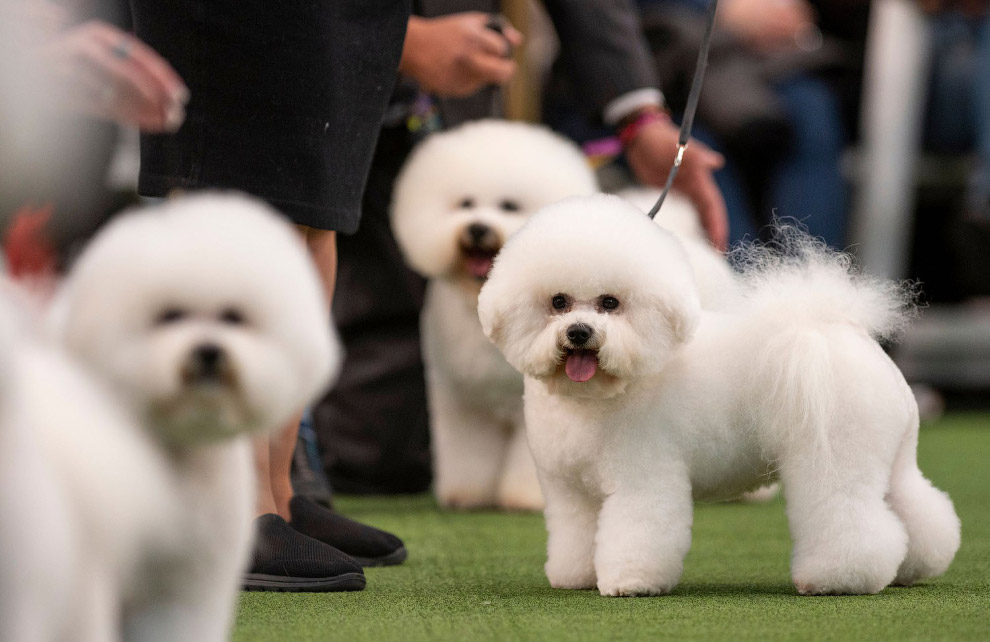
top-left (234, 413), bottom-right (990, 642)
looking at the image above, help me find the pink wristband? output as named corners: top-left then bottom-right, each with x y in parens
top-left (618, 110), bottom-right (670, 147)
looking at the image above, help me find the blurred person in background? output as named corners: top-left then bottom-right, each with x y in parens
top-left (590, 0), bottom-right (871, 248)
top-left (311, 0), bottom-right (728, 497)
top-left (918, 0), bottom-right (990, 297)
top-left (126, 0), bottom-right (412, 590)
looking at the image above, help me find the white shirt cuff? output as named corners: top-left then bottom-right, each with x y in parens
top-left (602, 88), bottom-right (665, 127)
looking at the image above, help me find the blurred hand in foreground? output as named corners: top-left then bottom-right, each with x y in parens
top-left (43, 20), bottom-right (189, 132)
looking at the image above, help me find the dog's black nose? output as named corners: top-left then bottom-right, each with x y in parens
top-left (566, 323), bottom-right (594, 346)
top-left (193, 343), bottom-right (223, 371)
top-left (467, 223), bottom-right (491, 245)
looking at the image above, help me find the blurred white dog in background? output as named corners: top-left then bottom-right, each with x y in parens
top-left (479, 194), bottom-right (960, 596)
top-left (618, 186), bottom-right (738, 310)
top-left (391, 119), bottom-right (599, 510)
top-left (33, 194), bottom-right (337, 641)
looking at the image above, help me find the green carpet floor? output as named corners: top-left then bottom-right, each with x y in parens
top-left (233, 413), bottom-right (990, 642)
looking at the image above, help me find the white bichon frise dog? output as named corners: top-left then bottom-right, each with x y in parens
top-left (478, 194), bottom-right (960, 596)
top-left (0, 290), bottom-right (176, 642)
top-left (41, 194), bottom-right (337, 640)
top-left (391, 119), bottom-right (598, 510)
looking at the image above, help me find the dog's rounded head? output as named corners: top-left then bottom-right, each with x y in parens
top-left (391, 119), bottom-right (598, 284)
top-left (478, 194), bottom-right (701, 397)
top-left (50, 193), bottom-right (339, 444)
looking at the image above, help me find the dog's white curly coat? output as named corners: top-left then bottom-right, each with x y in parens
top-left (478, 194), bottom-right (960, 596)
top-left (5, 194), bottom-right (338, 641)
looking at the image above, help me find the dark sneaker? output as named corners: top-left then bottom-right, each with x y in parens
top-left (289, 495), bottom-right (407, 567)
top-left (243, 513), bottom-right (365, 592)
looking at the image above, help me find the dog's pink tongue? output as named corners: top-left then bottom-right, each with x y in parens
top-left (466, 255), bottom-right (494, 279)
top-left (565, 350), bottom-right (598, 382)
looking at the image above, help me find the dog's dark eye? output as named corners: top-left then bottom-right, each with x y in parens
top-left (551, 294), bottom-right (568, 311)
top-left (601, 296), bottom-right (620, 311)
top-left (219, 308), bottom-right (246, 325)
top-left (155, 308), bottom-right (187, 325)
top-left (499, 199), bottom-right (521, 213)
top-left (458, 197), bottom-right (476, 209)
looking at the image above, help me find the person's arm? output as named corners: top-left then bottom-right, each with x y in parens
top-left (544, 0), bottom-right (728, 249)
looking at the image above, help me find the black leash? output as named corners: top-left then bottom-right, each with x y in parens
top-left (647, 0), bottom-right (720, 220)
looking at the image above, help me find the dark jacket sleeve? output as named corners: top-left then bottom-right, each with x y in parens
top-left (542, 0), bottom-right (659, 115)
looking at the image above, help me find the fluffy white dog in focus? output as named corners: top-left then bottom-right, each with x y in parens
top-left (391, 120), bottom-right (598, 510)
top-left (478, 194), bottom-right (960, 596)
top-left (38, 194), bottom-right (337, 641)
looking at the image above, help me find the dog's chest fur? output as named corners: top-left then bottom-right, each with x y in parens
top-left (127, 439), bottom-right (253, 605)
top-left (422, 279), bottom-right (522, 411)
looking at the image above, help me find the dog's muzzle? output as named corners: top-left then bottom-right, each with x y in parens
top-left (566, 323), bottom-right (594, 346)
top-left (561, 324), bottom-right (601, 383)
top-left (459, 222), bottom-right (501, 280)
top-left (181, 343), bottom-right (234, 385)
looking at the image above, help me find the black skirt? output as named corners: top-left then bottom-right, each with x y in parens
top-left (129, 0), bottom-right (409, 232)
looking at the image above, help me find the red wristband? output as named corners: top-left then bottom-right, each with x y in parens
top-left (618, 110), bottom-right (670, 148)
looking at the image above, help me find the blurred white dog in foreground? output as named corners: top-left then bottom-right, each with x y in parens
top-left (0, 289), bottom-right (176, 642)
top-left (391, 120), bottom-right (598, 510)
top-left (36, 194), bottom-right (337, 640)
top-left (479, 194), bottom-right (960, 596)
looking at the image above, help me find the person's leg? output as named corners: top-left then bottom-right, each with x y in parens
top-left (258, 226), bottom-right (336, 520)
top-left (767, 75), bottom-right (848, 249)
top-left (690, 125), bottom-right (759, 246)
top-left (968, 16), bottom-right (990, 211)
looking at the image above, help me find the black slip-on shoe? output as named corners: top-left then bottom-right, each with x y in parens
top-left (243, 513), bottom-right (365, 592)
top-left (289, 495), bottom-right (407, 567)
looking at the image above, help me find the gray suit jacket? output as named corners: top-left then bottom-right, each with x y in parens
top-left (418, 0), bottom-right (658, 126)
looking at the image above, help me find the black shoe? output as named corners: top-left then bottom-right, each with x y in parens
top-left (243, 513), bottom-right (366, 592)
top-left (289, 495), bottom-right (407, 567)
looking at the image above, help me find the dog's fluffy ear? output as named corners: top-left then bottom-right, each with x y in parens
top-left (477, 281), bottom-right (506, 346)
top-left (658, 288), bottom-right (702, 346)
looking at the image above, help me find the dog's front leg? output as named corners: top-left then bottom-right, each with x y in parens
top-left (594, 472), bottom-right (692, 596)
top-left (496, 423), bottom-right (544, 511)
top-left (429, 380), bottom-right (507, 509)
top-left (542, 479), bottom-right (599, 589)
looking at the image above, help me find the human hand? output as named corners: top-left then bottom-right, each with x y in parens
top-left (720, 0), bottom-right (816, 54)
top-left (42, 20), bottom-right (189, 132)
top-left (625, 115), bottom-right (728, 251)
top-left (399, 12), bottom-right (524, 98)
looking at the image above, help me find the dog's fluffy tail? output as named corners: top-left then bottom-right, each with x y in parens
top-left (731, 225), bottom-right (918, 342)
top-left (736, 225), bottom-right (918, 474)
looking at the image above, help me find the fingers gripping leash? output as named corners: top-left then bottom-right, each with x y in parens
top-left (647, 0), bottom-right (720, 220)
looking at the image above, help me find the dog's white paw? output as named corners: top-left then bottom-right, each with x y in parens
top-left (435, 486), bottom-right (497, 510)
top-left (545, 558), bottom-right (596, 590)
top-left (496, 485), bottom-right (544, 512)
top-left (792, 514), bottom-right (907, 595)
top-left (596, 575), bottom-right (674, 597)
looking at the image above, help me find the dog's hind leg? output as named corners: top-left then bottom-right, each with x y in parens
top-left (496, 422), bottom-right (544, 511)
top-left (886, 412), bottom-right (960, 586)
top-left (429, 382), bottom-right (507, 509)
top-left (782, 433), bottom-right (909, 595)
